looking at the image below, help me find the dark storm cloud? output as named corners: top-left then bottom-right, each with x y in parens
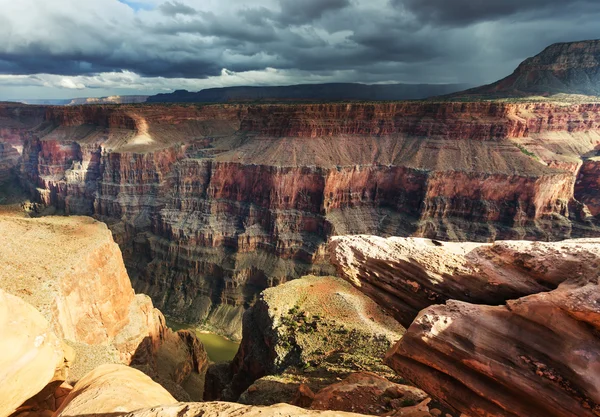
top-left (277, 0), bottom-right (351, 25)
top-left (396, 0), bottom-right (600, 26)
top-left (158, 1), bottom-right (198, 16)
top-left (1, 0), bottom-right (600, 88)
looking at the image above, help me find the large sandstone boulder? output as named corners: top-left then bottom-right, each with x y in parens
top-left (331, 235), bottom-right (600, 326)
top-left (331, 235), bottom-right (600, 417)
top-left (55, 364), bottom-right (177, 417)
top-left (228, 275), bottom-right (404, 401)
top-left (0, 215), bottom-right (208, 399)
top-left (0, 289), bottom-right (70, 417)
top-left (385, 277), bottom-right (600, 417)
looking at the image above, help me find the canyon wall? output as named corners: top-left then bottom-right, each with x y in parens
top-left (4, 101), bottom-right (600, 337)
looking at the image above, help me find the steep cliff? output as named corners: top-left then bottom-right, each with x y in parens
top-left (5, 100), bottom-right (600, 337)
top-left (0, 214), bottom-right (208, 401)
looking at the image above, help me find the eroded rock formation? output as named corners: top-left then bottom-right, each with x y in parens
top-left (330, 235), bottom-right (600, 326)
top-left (0, 214), bottom-right (208, 400)
top-left (386, 275), bottom-right (600, 417)
top-left (227, 275), bottom-right (404, 401)
top-left (54, 364), bottom-right (178, 417)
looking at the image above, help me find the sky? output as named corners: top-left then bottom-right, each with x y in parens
top-left (0, 0), bottom-right (599, 99)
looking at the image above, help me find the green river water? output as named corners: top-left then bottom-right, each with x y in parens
top-left (167, 320), bottom-right (240, 363)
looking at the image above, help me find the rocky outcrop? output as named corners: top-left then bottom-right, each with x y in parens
top-left (228, 275), bottom-right (404, 400)
top-left (331, 235), bottom-right (600, 326)
top-left (5, 98), bottom-right (600, 337)
top-left (457, 39), bottom-right (600, 97)
top-left (0, 214), bottom-right (208, 400)
top-left (309, 372), bottom-right (429, 416)
top-left (124, 402), bottom-right (372, 417)
top-left (51, 364), bottom-right (373, 417)
top-left (332, 235), bottom-right (600, 417)
top-left (386, 275), bottom-right (600, 417)
top-left (54, 365), bottom-right (178, 417)
top-left (0, 289), bottom-right (71, 417)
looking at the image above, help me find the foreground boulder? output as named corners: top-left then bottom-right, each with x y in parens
top-left (53, 364), bottom-right (369, 417)
top-left (331, 235), bottom-right (600, 326)
top-left (385, 277), bottom-right (600, 417)
top-left (55, 364), bottom-right (177, 417)
top-left (228, 275), bottom-right (404, 401)
top-left (0, 215), bottom-right (208, 399)
top-left (0, 289), bottom-right (70, 417)
top-left (310, 372), bottom-right (429, 415)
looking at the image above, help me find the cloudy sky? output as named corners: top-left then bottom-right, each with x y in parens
top-left (0, 0), bottom-right (599, 99)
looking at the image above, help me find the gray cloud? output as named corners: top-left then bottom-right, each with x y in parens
top-left (0, 0), bottom-right (599, 99)
top-left (158, 1), bottom-right (197, 16)
top-left (397, 0), bottom-right (600, 26)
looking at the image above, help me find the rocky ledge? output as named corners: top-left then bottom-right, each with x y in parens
top-left (332, 234), bottom-right (600, 417)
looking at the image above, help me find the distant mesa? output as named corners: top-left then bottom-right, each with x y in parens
top-left (453, 39), bottom-right (600, 98)
top-left (146, 82), bottom-right (472, 103)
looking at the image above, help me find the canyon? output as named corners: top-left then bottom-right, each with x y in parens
top-left (2, 39), bottom-right (600, 417)
top-left (2, 97), bottom-right (600, 338)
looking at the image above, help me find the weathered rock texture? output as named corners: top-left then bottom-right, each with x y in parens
top-left (331, 235), bottom-right (600, 417)
top-left (309, 372), bottom-right (429, 416)
top-left (228, 275), bottom-right (404, 401)
top-left (462, 39), bottom-right (600, 97)
top-left (3, 98), bottom-right (600, 336)
top-left (55, 364), bottom-right (178, 417)
top-left (330, 235), bottom-right (600, 326)
top-left (0, 289), bottom-right (70, 417)
top-left (52, 364), bottom-right (372, 417)
top-left (0, 214), bottom-right (208, 400)
top-left (123, 402), bottom-right (371, 417)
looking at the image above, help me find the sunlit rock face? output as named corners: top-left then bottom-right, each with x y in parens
top-left (4, 100), bottom-right (600, 336)
top-left (0, 215), bottom-right (208, 401)
top-left (330, 235), bottom-right (600, 326)
top-left (0, 289), bottom-right (69, 417)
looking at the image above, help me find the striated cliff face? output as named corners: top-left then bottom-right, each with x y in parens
top-left (4, 100), bottom-right (600, 337)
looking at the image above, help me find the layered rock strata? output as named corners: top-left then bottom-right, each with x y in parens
top-left (386, 275), bottom-right (600, 417)
top-left (330, 235), bottom-right (600, 326)
top-left (4, 100), bottom-right (600, 336)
